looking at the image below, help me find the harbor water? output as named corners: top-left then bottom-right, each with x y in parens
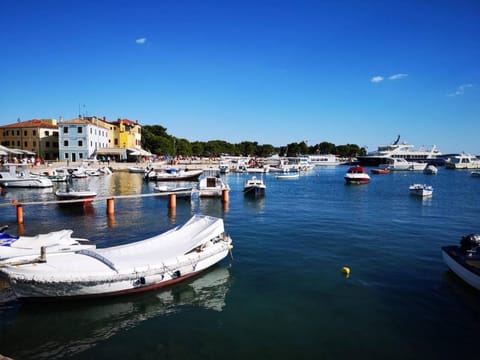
top-left (1, 167), bottom-right (480, 359)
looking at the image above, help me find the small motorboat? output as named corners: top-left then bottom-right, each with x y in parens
top-left (0, 215), bottom-right (233, 301)
top-left (275, 173), bottom-right (299, 180)
top-left (471, 171), bottom-right (480, 177)
top-left (409, 183), bottom-right (433, 197)
top-left (442, 233), bottom-right (480, 290)
top-left (344, 166), bottom-right (370, 184)
top-left (153, 185), bottom-right (193, 198)
top-left (243, 176), bottom-right (266, 196)
top-left (424, 164), bottom-right (438, 175)
top-left (197, 175), bottom-right (230, 197)
top-left (371, 168), bottom-right (390, 175)
top-left (55, 189), bottom-right (97, 206)
top-left (144, 168), bottom-right (203, 182)
top-left (0, 227), bottom-right (95, 262)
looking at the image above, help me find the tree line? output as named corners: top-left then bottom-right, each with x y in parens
top-left (141, 125), bottom-right (366, 158)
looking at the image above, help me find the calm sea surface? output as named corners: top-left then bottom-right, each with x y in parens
top-left (1, 167), bottom-right (480, 359)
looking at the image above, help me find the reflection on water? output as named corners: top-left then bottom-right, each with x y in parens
top-left (0, 266), bottom-right (232, 360)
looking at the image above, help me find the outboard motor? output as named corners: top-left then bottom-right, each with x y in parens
top-left (460, 233), bottom-right (480, 251)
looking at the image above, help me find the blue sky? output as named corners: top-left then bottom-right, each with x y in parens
top-left (0, 0), bottom-right (479, 153)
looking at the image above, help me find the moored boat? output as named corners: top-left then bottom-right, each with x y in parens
top-left (442, 233), bottom-right (480, 290)
top-left (55, 189), bottom-right (97, 206)
top-left (0, 215), bottom-right (233, 301)
top-left (243, 176), bottom-right (266, 196)
top-left (409, 184), bottom-right (433, 197)
top-left (424, 164), bottom-right (438, 175)
top-left (344, 166), bottom-right (370, 184)
top-left (0, 228), bottom-right (95, 262)
top-left (197, 176), bottom-right (230, 197)
top-left (356, 135), bottom-right (443, 166)
top-left (0, 164), bottom-right (53, 188)
top-left (153, 185), bottom-right (193, 198)
top-left (445, 153), bottom-right (480, 170)
top-left (275, 173), bottom-right (299, 180)
top-left (144, 168), bottom-right (203, 182)
top-left (371, 168), bottom-right (390, 175)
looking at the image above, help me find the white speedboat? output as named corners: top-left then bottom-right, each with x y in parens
top-left (275, 173), bottom-right (299, 180)
top-left (243, 176), bottom-right (266, 196)
top-left (445, 153), bottom-right (480, 169)
top-left (0, 164), bottom-right (53, 188)
top-left (144, 168), bottom-right (203, 182)
top-left (344, 166), bottom-right (370, 184)
top-left (442, 234), bottom-right (480, 290)
top-left (409, 184), bottom-right (433, 197)
top-left (197, 176), bottom-right (230, 197)
top-left (153, 185), bottom-right (193, 198)
top-left (55, 189), bottom-right (97, 205)
top-left (0, 228), bottom-right (95, 262)
top-left (424, 164), bottom-right (438, 175)
top-left (386, 158), bottom-right (427, 171)
top-left (0, 215), bottom-right (233, 301)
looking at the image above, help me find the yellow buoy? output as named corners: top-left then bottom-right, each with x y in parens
top-left (341, 266), bottom-right (350, 277)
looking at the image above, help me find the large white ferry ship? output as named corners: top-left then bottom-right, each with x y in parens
top-left (356, 135), bottom-right (443, 166)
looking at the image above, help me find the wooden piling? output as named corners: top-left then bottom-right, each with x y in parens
top-left (222, 189), bottom-right (229, 203)
top-left (16, 204), bottom-right (23, 224)
top-left (106, 198), bottom-right (115, 215)
top-left (168, 193), bottom-right (176, 209)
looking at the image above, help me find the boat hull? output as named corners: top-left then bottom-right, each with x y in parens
top-left (3, 239), bottom-right (230, 301)
top-left (442, 246), bottom-right (480, 290)
top-left (243, 186), bottom-right (266, 196)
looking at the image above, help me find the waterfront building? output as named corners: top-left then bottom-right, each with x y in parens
top-left (58, 117), bottom-right (110, 162)
top-left (0, 119), bottom-right (59, 161)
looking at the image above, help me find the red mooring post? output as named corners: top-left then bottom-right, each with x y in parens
top-left (106, 198), bottom-right (115, 215)
top-left (168, 193), bottom-right (176, 209)
top-left (16, 204), bottom-right (24, 224)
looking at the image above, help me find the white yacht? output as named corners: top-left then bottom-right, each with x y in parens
top-left (0, 164), bottom-right (53, 188)
top-left (308, 154), bottom-right (346, 166)
top-left (357, 135), bottom-right (442, 166)
top-left (445, 153), bottom-right (480, 169)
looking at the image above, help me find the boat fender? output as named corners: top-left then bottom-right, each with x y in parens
top-left (173, 270), bottom-right (181, 278)
top-left (140, 276), bottom-right (146, 285)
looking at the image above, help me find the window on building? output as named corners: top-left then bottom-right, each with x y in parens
top-left (16, 141), bottom-right (20, 146)
top-left (65, 153), bottom-right (69, 159)
top-left (33, 141), bottom-right (36, 147)
top-left (24, 130), bottom-right (27, 136)
top-left (79, 153), bottom-right (83, 159)
top-left (33, 130), bottom-right (36, 136)
top-left (53, 132), bottom-right (58, 137)
top-left (24, 141), bottom-right (27, 147)
top-left (5, 130), bottom-right (8, 136)
top-left (64, 140), bottom-right (69, 147)
top-left (63, 127), bottom-right (68, 133)
top-left (78, 127), bottom-right (83, 133)
top-left (46, 142), bottom-right (50, 147)
top-left (78, 140), bottom-right (83, 147)
top-left (45, 131), bottom-right (49, 136)
top-left (16, 130), bottom-right (20, 136)
top-left (114, 139), bottom-right (118, 145)
top-left (53, 142), bottom-right (58, 147)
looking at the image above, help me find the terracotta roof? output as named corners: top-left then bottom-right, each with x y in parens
top-left (59, 118), bottom-right (92, 125)
top-left (110, 118), bottom-right (141, 126)
top-left (0, 119), bottom-right (58, 129)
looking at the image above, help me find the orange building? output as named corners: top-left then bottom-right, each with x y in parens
top-left (0, 119), bottom-right (59, 160)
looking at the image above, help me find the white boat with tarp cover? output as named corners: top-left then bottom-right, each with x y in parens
top-left (0, 228), bottom-right (95, 261)
top-left (0, 215), bottom-right (233, 301)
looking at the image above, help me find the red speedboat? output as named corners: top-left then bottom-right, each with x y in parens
top-left (344, 166), bottom-right (370, 184)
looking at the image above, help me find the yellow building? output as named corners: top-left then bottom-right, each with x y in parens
top-left (109, 118), bottom-right (142, 149)
top-left (0, 119), bottom-right (59, 160)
